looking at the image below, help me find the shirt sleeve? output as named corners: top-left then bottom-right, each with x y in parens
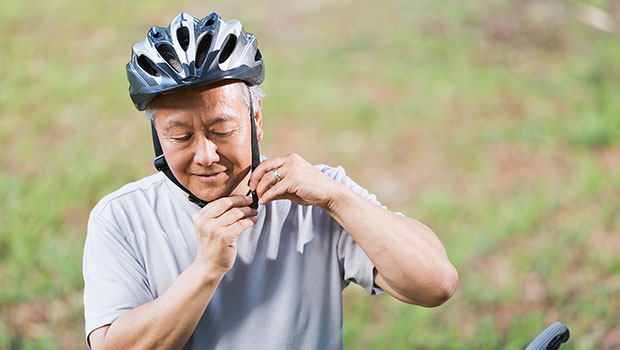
top-left (322, 165), bottom-right (385, 296)
top-left (82, 209), bottom-right (154, 346)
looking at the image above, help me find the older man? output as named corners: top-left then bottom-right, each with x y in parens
top-left (83, 12), bottom-right (458, 350)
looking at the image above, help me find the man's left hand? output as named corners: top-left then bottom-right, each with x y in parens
top-left (249, 153), bottom-right (458, 307)
top-left (249, 153), bottom-right (340, 209)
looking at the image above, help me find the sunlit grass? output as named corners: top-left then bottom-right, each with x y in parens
top-left (1, 0), bottom-right (619, 348)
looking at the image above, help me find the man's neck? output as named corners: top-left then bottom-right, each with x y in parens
top-left (230, 168), bottom-right (252, 197)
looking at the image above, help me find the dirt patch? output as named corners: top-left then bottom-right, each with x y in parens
top-left (597, 147), bottom-right (620, 175)
top-left (601, 329), bottom-right (620, 350)
top-left (486, 141), bottom-right (573, 194)
top-left (480, 0), bottom-right (574, 52)
top-left (2, 291), bottom-right (84, 348)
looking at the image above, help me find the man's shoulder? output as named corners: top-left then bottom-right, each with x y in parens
top-left (313, 163), bottom-right (382, 206)
top-left (91, 173), bottom-right (166, 216)
top-left (313, 163), bottom-right (347, 181)
top-left (313, 163), bottom-right (362, 189)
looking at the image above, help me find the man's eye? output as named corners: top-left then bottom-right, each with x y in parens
top-left (211, 129), bottom-right (236, 137)
top-left (172, 135), bottom-right (192, 141)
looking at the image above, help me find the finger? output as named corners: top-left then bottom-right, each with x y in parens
top-left (215, 206), bottom-right (258, 227)
top-left (249, 157), bottom-right (287, 191)
top-left (255, 166), bottom-right (285, 198)
top-left (258, 178), bottom-right (291, 205)
top-left (226, 216), bottom-right (257, 233)
top-left (200, 195), bottom-right (253, 218)
top-left (193, 195), bottom-right (253, 225)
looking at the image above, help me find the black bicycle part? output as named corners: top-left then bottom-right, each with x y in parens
top-left (525, 321), bottom-right (570, 350)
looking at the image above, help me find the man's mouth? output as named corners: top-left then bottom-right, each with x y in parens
top-left (193, 171), bottom-right (226, 182)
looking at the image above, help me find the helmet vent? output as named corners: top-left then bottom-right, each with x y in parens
top-left (205, 17), bottom-right (216, 27)
top-left (254, 49), bottom-right (262, 62)
top-left (177, 27), bottom-right (190, 51)
top-left (218, 34), bottom-right (237, 64)
top-left (156, 43), bottom-right (183, 73)
top-left (137, 54), bottom-right (159, 76)
top-left (150, 27), bottom-right (163, 39)
top-left (204, 13), bottom-right (217, 27)
top-left (196, 33), bottom-right (213, 69)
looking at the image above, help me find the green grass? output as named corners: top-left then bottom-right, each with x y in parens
top-left (2, 0), bottom-right (620, 349)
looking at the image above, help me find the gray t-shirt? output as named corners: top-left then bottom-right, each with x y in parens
top-left (83, 164), bottom-right (383, 349)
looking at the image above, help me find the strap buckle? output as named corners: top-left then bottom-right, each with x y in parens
top-left (153, 154), bottom-right (169, 171)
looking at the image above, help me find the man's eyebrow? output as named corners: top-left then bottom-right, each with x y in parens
top-left (163, 114), bottom-right (239, 132)
top-left (210, 114), bottom-right (236, 124)
top-left (164, 121), bottom-right (191, 132)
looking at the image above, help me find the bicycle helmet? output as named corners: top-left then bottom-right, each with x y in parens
top-left (126, 12), bottom-right (264, 208)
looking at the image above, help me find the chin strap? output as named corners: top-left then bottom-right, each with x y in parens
top-left (248, 90), bottom-right (261, 209)
top-left (151, 85), bottom-right (261, 209)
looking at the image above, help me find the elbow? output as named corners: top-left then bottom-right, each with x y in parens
top-left (417, 265), bottom-right (458, 308)
top-left (431, 265), bottom-right (459, 307)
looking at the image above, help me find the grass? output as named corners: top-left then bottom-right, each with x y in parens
top-left (1, 0), bottom-right (619, 348)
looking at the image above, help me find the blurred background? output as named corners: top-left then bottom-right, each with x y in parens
top-left (1, 0), bottom-right (619, 349)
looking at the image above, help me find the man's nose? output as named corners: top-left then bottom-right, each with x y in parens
top-left (194, 136), bottom-right (220, 166)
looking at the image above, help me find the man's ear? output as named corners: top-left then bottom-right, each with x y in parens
top-left (254, 99), bottom-right (264, 142)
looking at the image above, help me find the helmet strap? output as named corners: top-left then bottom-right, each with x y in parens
top-left (150, 85), bottom-right (261, 208)
top-left (150, 122), bottom-right (209, 207)
top-left (247, 85), bottom-right (261, 209)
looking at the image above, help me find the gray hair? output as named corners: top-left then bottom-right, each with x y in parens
top-left (145, 83), bottom-right (265, 121)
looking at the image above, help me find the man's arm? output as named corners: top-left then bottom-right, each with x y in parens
top-left (250, 154), bottom-right (458, 307)
top-left (89, 262), bottom-right (222, 349)
top-left (88, 195), bottom-right (257, 350)
top-left (325, 184), bottom-right (458, 306)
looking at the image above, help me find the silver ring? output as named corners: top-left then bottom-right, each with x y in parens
top-left (274, 168), bottom-right (282, 183)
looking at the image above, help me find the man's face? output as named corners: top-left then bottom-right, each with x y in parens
top-left (152, 82), bottom-right (263, 202)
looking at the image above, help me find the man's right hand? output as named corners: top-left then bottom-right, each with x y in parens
top-left (89, 195), bottom-right (257, 350)
top-left (192, 194), bottom-right (258, 277)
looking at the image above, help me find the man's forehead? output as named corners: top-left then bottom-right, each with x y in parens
top-left (152, 81), bottom-right (248, 124)
top-left (153, 81), bottom-right (246, 111)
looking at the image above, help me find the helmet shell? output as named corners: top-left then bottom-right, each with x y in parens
top-left (126, 12), bottom-right (264, 111)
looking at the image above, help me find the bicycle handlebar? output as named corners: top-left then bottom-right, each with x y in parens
top-left (525, 321), bottom-right (570, 350)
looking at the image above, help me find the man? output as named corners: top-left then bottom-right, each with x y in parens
top-left (83, 12), bottom-right (458, 350)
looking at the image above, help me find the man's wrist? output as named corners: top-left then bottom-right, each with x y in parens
top-left (188, 259), bottom-right (225, 288)
top-left (322, 182), bottom-right (350, 216)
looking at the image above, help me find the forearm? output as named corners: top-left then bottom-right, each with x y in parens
top-left (93, 262), bottom-right (222, 350)
top-left (325, 183), bottom-right (458, 306)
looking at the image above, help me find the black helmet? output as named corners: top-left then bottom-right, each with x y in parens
top-left (126, 12), bottom-right (264, 111)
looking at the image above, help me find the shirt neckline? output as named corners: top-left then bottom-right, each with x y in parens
top-left (161, 173), bottom-right (202, 213)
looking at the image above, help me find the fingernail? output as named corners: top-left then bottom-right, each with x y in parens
top-left (246, 195), bottom-right (253, 202)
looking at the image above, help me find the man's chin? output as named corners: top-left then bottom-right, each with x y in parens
top-left (189, 188), bottom-right (232, 203)
top-left (187, 181), bottom-right (241, 202)
top-left (186, 172), bottom-right (249, 203)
